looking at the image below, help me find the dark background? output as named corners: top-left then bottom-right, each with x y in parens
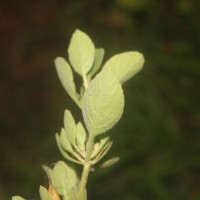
top-left (0, 0), bottom-right (200, 199)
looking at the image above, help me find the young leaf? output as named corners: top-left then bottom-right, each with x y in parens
top-left (59, 128), bottom-right (73, 153)
top-left (68, 29), bottom-right (95, 76)
top-left (39, 186), bottom-right (53, 200)
top-left (103, 51), bottom-right (144, 84)
top-left (76, 122), bottom-right (87, 153)
top-left (64, 110), bottom-right (77, 147)
top-left (55, 57), bottom-right (80, 107)
top-left (92, 140), bottom-right (113, 165)
top-left (12, 196), bottom-right (26, 200)
top-left (82, 67), bottom-right (124, 136)
top-left (87, 48), bottom-right (105, 79)
top-left (43, 161), bottom-right (78, 197)
top-left (55, 133), bottom-right (82, 164)
top-left (100, 157), bottom-right (120, 168)
top-left (91, 136), bottom-right (110, 159)
top-left (59, 129), bottom-right (84, 163)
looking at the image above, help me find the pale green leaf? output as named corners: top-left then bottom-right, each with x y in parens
top-left (76, 122), bottom-right (86, 153)
top-left (61, 120), bottom-right (84, 161)
top-left (55, 133), bottom-right (82, 164)
top-left (64, 187), bottom-right (77, 200)
top-left (92, 140), bottom-right (113, 165)
top-left (68, 29), bottom-right (95, 76)
top-left (60, 129), bottom-right (84, 163)
top-left (12, 196), bottom-right (26, 200)
top-left (87, 48), bottom-right (104, 79)
top-left (43, 161), bottom-right (78, 197)
top-left (82, 67), bottom-right (124, 135)
top-left (103, 51), bottom-right (144, 84)
top-left (39, 186), bottom-right (53, 200)
top-left (91, 136), bottom-right (110, 159)
top-left (60, 128), bottom-right (73, 153)
top-left (55, 57), bottom-right (80, 107)
top-left (100, 157), bottom-right (120, 168)
top-left (64, 110), bottom-right (77, 146)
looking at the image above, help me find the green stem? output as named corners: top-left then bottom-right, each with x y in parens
top-left (83, 73), bottom-right (89, 89)
top-left (77, 134), bottom-right (94, 199)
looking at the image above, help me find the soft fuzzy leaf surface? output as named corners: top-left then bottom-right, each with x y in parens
top-left (76, 122), bottom-right (87, 153)
top-left (60, 128), bottom-right (73, 153)
top-left (55, 133), bottom-right (82, 164)
top-left (68, 29), bottom-right (95, 76)
top-left (103, 51), bottom-right (144, 83)
top-left (64, 110), bottom-right (77, 146)
top-left (55, 57), bottom-right (80, 106)
top-left (43, 161), bottom-right (78, 197)
top-left (82, 67), bottom-right (124, 135)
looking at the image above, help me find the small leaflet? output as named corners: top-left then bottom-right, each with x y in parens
top-left (100, 157), bottom-right (120, 168)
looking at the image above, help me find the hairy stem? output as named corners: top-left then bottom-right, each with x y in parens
top-left (77, 134), bottom-right (94, 199)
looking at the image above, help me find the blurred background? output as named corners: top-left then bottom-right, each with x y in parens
top-left (0, 0), bottom-right (200, 199)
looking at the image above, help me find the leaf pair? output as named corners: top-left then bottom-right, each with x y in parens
top-left (56, 29), bottom-right (144, 137)
top-left (55, 30), bottom-right (105, 109)
top-left (68, 29), bottom-right (145, 84)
